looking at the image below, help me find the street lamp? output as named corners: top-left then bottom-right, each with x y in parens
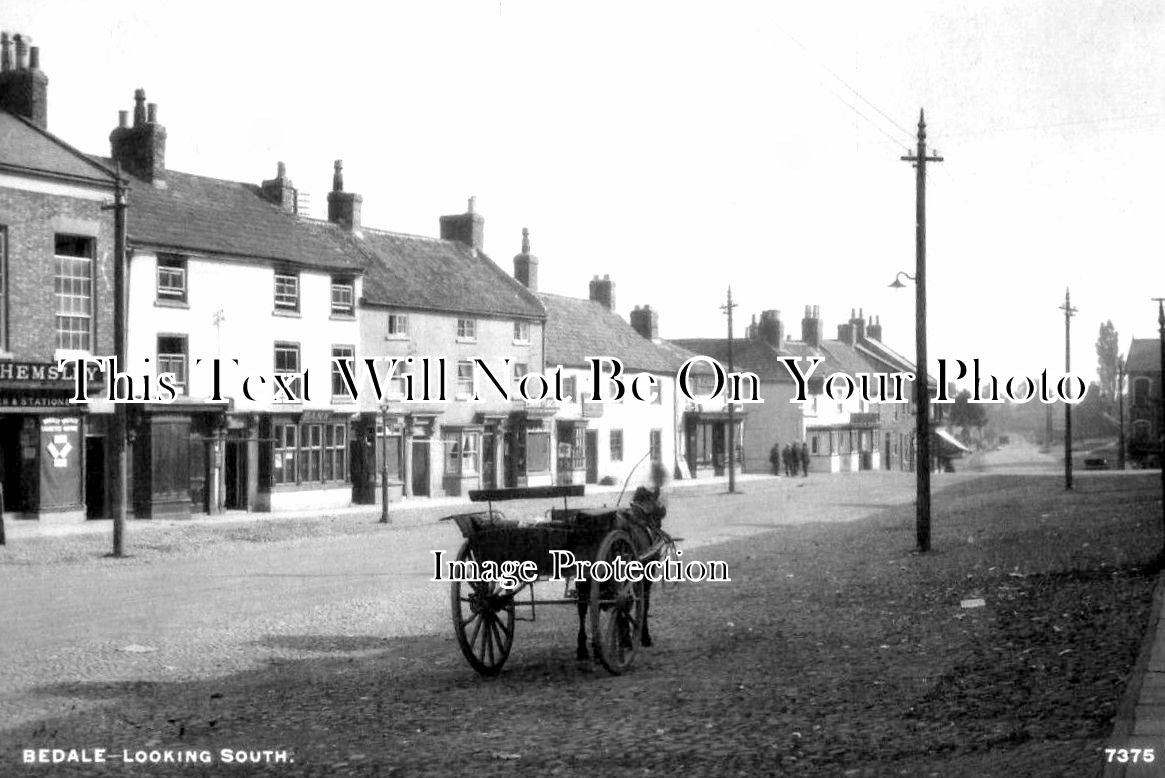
top-left (888, 269), bottom-right (931, 552)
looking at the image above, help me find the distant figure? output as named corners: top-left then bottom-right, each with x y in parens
top-left (782, 444), bottom-right (794, 477)
top-left (769, 443), bottom-right (781, 476)
top-left (799, 441), bottom-right (810, 476)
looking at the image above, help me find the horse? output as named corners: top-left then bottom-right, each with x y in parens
top-left (574, 484), bottom-right (669, 663)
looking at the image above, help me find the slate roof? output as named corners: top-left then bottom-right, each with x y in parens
top-left (354, 229), bottom-right (545, 319)
top-left (0, 110), bottom-right (116, 186)
top-left (540, 294), bottom-right (683, 373)
top-left (89, 158), bottom-right (361, 271)
top-left (1127, 339), bottom-right (1161, 374)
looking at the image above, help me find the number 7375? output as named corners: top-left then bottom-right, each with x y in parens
top-left (1106, 748), bottom-right (1155, 763)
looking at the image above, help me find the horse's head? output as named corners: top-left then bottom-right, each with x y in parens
top-left (629, 484), bottom-right (666, 525)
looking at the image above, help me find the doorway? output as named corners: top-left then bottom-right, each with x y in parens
top-left (585, 430), bottom-right (599, 484)
top-left (85, 436), bottom-right (105, 518)
top-left (224, 439), bottom-right (247, 510)
top-left (411, 440), bottom-right (429, 496)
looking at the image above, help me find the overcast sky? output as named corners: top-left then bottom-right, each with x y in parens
top-left (6, 1), bottom-right (1164, 384)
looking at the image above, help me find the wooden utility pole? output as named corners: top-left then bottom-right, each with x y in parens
top-left (1060, 289), bottom-right (1077, 491)
top-left (901, 109), bottom-right (942, 553)
top-left (721, 287), bottom-right (737, 494)
top-left (102, 166), bottom-right (129, 557)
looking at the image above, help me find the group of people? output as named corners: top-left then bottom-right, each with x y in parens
top-left (770, 441), bottom-right (810, 477)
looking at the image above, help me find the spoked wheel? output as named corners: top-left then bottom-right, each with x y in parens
top-left (589, 530), bottom-right (645, 675)
top-left (451, 541), bottom-right (515, 676)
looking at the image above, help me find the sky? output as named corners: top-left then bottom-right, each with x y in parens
top-left (6, 0), bottom-right (1164, 385)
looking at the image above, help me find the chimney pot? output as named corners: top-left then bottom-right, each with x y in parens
top-left (28, 46), bottom-right (38, 70)
top-left (1, 33), bottom-right (10, 73)
top-left (467, 196), bottom-right (475, 214)
top-left (118, 110), bottom-right (128, 128)
top-left (513, 228), bottom-right (538, 291)
top-left (630, 303), bottom-right (659, 340)
top-left (589, 275), bottom-right (615, 311)
top-left (277, 160), bottom-right (286, 178)
top-left (13, 34), bottom-right (28, 69)
top-left (332, 159), bottom-right (343, 192)
top-left (146, 102), bottom-right (157, 123)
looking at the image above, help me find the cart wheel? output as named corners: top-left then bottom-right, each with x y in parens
top-left (589, 530), bottom-right (645, 675)
top-left (451, 540), bottom-right (515, 676)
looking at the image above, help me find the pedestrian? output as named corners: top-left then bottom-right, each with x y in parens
top-left (799, 440), bottom-right (810, 476)
top-left (769, 442), bottom-right (781, 476)
top-left (782, 444), bottom-right (793, 477)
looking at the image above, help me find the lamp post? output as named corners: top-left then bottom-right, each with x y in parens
top-left (1155, 298), bottom-right (1165, 565)
top-left (1118, 356), bottom-right (1126, 470)
top-left (1060, 289), bottom-right (1077, 490)
top-left (380, 403), bottom-right (391, 524)
top-left (720, 286), bottom-right (737, 494)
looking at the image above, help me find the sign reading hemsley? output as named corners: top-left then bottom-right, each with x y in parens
top-left (0, 361), bottom-right (104, 409)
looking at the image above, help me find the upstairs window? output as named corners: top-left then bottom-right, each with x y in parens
top-left (54, 234), bottom-right (94, 351)
top-left (274, 273), bottom-right (299, 312)
top-left (156, 255), bottom-right (187, 303)
top-left (274, 341), bottom-right (302, 401)
top-left (456, 318), bottom-right (477, 341)
top-left (610, 429), bottom-right (624, 462)
top-left (1134, 377), bottom-right (1152, 407)
top-left (513, 320), bottom-right (530, 343)
top-left (387, 313), bottom-right (409, 338)
top-left (331, 278), bottom-right (354, 316)
top-left (456, 360), bottom-right (474, 395)
top-left (331, 345), bottom-right (355, 400)
top-left (157, 334), bottom-right (188, 394)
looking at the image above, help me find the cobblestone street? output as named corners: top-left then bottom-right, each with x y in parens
top-left (1, 459), bottom-right (1155, 776)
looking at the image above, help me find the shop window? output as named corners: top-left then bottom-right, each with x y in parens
top-left (610, 429), bottom-right (624, 462)
top-left (273, 422), bottom-right (298, 484)
top-left (444, 430), bottom-right (480, 476)
top-left (54, 234), bottom-right (94, 351)
top-left (526, 430), bottom-right (551, 473)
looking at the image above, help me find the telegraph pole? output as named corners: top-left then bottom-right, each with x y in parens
top-left (102, 166), bottom-right (129, 557)
top-left (380, 403), bottom-right (391, 524)
top-left (1060, 289), bottom-right (1077, 490)
top-left (901, 109), bottom-right (942, 553)
top-left (721, 287), bottom-right (737, 494)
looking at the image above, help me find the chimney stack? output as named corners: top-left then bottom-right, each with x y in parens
top-left (0, 32), bottom-right (48, 128)
top-left (867, 315), bottom-right (883, 341)
top-left (630, 305), bottom-right (660, 340)
top-left (589, 275), bottom-right (615, 311)
top-left (850, 307), bottom-right (867, 342)
top-left (326, 160), bottom-right (363, 231)
top-left (757, 309), bottom-right (783, 348)
top-left (513, 227), bottom-right (538, 291)
top-left (439, 196), bottom-right (485, 252)
top-left (109, 88), bottom-right (167, 184)
top-left (801, 305), bottom-right (823, 348)
top-left (262, 161), bottom-right (298, 214)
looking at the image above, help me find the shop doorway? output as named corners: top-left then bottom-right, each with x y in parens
top-left (85, 436), bottom-right (105, 518)
top-left (224, 440), bottom-right (247, 510)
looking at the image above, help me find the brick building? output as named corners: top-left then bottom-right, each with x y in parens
top-left (0, 34), bottom-right (119, 521)
top-left (1126, 337), bottom-right (1162, 466)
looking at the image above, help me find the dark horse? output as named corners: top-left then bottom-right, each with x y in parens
top-left (575, 485), bottom-right (669, 662)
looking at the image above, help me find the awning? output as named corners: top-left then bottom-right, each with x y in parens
top-left (934, 427), bottom-right (973, 454)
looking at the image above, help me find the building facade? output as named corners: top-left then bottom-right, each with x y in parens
top-left (0, 35), bottom-right (120, 521)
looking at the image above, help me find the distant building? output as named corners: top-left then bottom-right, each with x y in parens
top-left (1126, 337), bottom-right (1162, 465)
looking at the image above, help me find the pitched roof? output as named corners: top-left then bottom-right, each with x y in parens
top-left (1127, 338), bottom-right (1161, 374)
top-left (669, 337), bottom-right (796, 379)
top-left (91, 157), bottom-right (361, 272)
top-left (540, 294), bottom-right (682, 373)
top-left (0, 110), bottom-right (116, 186)
top-left (355, 229), bottom-right (544, 319)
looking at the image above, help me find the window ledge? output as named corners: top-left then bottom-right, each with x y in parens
top-left (273, 309), bottom-right (301, 318)
top-left (456, 337), bottom-right (477, 344)
top-left (385, 334), bottom-right (410, 341)
top-left (330, 397), bottom-right (356, 405)
top-left (329, 313), bottom-right (356, 321)
top-left (155, 298), bottom-right (190, 309)
top-left (512, 339), bottom-right (530, 346)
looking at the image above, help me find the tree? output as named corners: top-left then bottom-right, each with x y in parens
top-left (948, 389), bottom-right (988, 443)
top-left (1096, 320), bottom-right (1120, 400)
